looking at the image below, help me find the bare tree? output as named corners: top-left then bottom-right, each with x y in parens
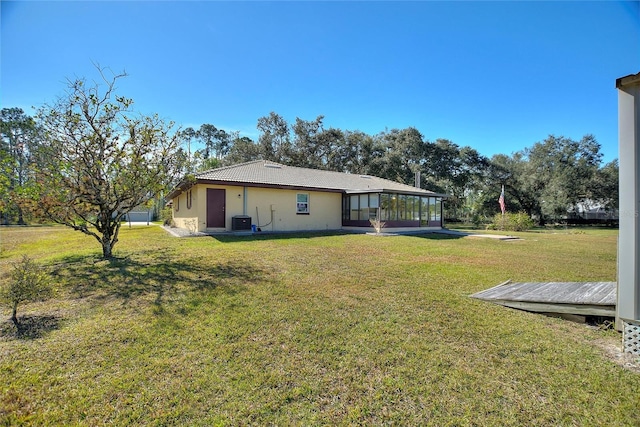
top-left (31, 66), bottom-right (184, 258)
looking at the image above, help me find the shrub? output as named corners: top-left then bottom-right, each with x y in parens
top-left (471, 213), bottom-right (489, 228)
top-left (160, 206), bottom-right (173, 226)
top-left (369, 218), bottom-right (386, 234)
top-left (0, 255), bottom-right (54, 327)
top-left (488, 212), bottom-right (534, 232)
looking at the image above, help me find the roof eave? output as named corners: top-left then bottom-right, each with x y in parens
top-left (616, 71), bottom-right (640, 89)
top-left (166, 176), bottom-right (198, 200)
top-left (193, 178), bottom-right (345, 194)
top-left (344, 188), bottom-right (449, 198)
top-left (166, 184), bottom-right (186, 201)
top-left (167, 175), bottom-right (449, 199)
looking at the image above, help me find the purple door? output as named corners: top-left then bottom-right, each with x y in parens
top-left (206, 189), bottom-right (226, 228)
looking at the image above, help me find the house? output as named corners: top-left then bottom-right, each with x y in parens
top-left (166, 160), bottom-right (448, 233)
top-left (566, 202), bottom-right (618, 226)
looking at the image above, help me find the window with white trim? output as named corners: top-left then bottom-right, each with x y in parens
top-left (296, 193), bottom-right (309, 214)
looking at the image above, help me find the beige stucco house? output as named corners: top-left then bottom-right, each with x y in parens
top-left (166, 160), bottom-right (447, 233)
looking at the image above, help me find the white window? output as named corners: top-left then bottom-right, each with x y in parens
top-left (369, 194), bottom-right (379, 209)
top-left (359, 194), bottom-right (369, 220)
top-left (296, 193), bottom-right (309, 214)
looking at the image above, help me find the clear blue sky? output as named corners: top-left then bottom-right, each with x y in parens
top-left (2, 1), bottom-right (639, 164)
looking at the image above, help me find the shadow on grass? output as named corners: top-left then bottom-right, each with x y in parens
top-left (404, 231), bottom-right (466, 240)
top-left (208, 229), bottom-right (467, 243)
top-left (208, 230), bottom-right (351, 243)
top-left (0, 315), bottom-right (63, 340)
top-left (49, 251), bottom-right (269, 310)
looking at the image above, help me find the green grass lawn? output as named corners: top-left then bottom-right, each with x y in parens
top-left (1, 225), bottom-right (638, 426)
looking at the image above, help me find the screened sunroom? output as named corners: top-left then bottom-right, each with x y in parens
top-left (342, 191), bottom-right (444, 228)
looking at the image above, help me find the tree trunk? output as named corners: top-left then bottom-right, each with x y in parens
top-left (11, 303), bottom-right (19, 328)
top-left (101, 227), bottom-right (113, 258)
top-left (17, 206), bottom-right (25, 225)
top-left (102, 239), bottom-right (113, 259)
top-left (535, 208), bottom-right (546, 226)
top-left (99, 219), bottom-right (122, 259)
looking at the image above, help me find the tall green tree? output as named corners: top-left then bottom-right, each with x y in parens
top-left (290, 115), bottom-right (326, 169)
top-left (213, 129), bottom-right (231, 160)
top-left (376, 127), bottom-right (426, 186)
top-left (196, 124), bottom-right (219, 160)
top-left (0, 148), bottom-right (11, 223)
top-left (290, 116), bottom-right (344, 170)
top-left (483, 135), bottom-right (607, 224)
top-left (591, 159), bottom-right (619, 213)
top-left (333, 131), bottom-right (386, 176)
top-left (198, 157), bottom-right (221, 171)
top-left (32, 68), bottom-right (184, 258)
top-left (318, 127), bottom-right (345, 171)
top-left (257, 112), bottom-right (291, 163)
top-left (523, 135), bottom-right (602, 222)
top-left (420, 139), bottom-right (489, 220)
top-left (224, 136), bottom-right (260, 165)
top-left (179, 127), bottom-right (197, 172)
top-left (0, 108), bottom-right (40, 224)
top-left (483, 153), bottom-right (534, 217)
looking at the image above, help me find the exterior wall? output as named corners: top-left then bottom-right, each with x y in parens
top-left (172, 184), bottom-right (342, 232)
top-left (199, 184), bottom-right (244, 231)
top-left (247, 187), bottom-right (341, 232)
top-left (171, 190), bottom-right (199, 232)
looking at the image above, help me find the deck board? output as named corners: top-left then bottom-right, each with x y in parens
top-left (471, 281), bottom-right (617, 317)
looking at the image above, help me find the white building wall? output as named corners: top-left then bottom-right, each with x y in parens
top-left (617, 75), bottom-right (640, 324)
top-left (617, 72), bottom-right (640, 353)
top-left (173, 184), bottom-right (342, 232)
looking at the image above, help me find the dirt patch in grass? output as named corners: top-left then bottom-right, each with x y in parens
top-left (593, 338), bottom-right (640, 373)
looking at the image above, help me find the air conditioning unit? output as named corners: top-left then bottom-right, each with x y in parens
top-left (231, 215), bottom-right (252, 231)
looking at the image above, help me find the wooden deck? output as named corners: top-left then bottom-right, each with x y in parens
top-left (471, 280), bottom-right (617, 317)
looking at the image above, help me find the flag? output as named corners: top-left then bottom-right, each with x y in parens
top-left (498, 185), bottom-right (506, 214)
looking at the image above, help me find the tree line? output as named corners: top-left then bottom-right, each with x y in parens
top-left (1, 72), bottom-right (619, 240)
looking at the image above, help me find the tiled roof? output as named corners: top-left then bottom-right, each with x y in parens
top-left (172, 160), bottom-right (447, 197)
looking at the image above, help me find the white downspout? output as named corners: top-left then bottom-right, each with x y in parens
top-left (243, 186), bottom-right (248, 216)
